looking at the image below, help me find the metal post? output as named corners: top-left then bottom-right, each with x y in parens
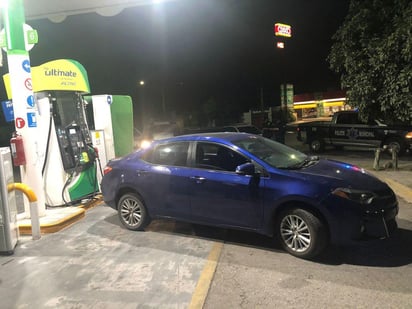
top-left (2, 0), bottom-right (46, 217)
top-left (373, 148), bottom-right (381, 170)
top-left (391, 147), bottom-right (398, 170)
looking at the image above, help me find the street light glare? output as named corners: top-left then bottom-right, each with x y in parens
top-left (139, 80), bottom-right (145, 86)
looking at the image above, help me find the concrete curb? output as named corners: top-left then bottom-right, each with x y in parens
top-left (381, 178), bottom-right (412, 204)
top-left (18, 196), bottom-right (103, 235)
top-left (19, 208), bottom-right (86, 235)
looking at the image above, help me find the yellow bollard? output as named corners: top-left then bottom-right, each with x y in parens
top-left (7, 183), bottom-right (41, 240)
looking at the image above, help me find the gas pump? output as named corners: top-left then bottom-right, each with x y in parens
top-left (40, 91), bottom-right (98, 206)
top-left (84, 95), bottom-right (134, 160)
top-left (83, 95), bottom-right (134, 186)
top-left (3, 59), bottom-right (98, 208)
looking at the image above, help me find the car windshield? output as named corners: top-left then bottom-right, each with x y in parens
top-left (232, 136), bottom-right (311, 169)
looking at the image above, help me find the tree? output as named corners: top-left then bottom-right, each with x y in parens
top-left (328, 0), bottom-right (412, 124)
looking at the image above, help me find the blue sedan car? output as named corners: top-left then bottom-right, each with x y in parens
top-left (101, 133), bottom-right (398, 259)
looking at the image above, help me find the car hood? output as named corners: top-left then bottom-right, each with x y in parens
top-left (295, 158), bottom-right (388, 191)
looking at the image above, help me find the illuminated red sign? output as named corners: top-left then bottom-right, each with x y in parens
top-left (274, 23), bottom-right (292, 38)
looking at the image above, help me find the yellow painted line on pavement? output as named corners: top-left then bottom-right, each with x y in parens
top-left (384, 178), bottom-right (412, 204)
top-left (189, 242), bottom-right (223, 309)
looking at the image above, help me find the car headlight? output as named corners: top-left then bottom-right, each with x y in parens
top-left (332, 187), bottom-right (376, 205)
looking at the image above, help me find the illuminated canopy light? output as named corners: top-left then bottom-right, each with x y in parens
top-left (274, 23), bottom-right (292, 38)
top-left (0, 0), bottom-right (8, 8)
top-left (22, 0), bottom-right (177, 23)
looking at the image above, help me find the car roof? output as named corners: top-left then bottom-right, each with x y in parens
top-left (152, 132), bottom-right (255, 145)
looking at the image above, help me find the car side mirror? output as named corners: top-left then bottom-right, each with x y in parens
top-left (236, 162), bottom-right (255, 176)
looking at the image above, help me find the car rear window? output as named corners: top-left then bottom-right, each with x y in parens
top-left (142, 142), bottom-right (189, 167)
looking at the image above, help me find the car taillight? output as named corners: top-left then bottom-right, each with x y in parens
top-left (103, 166), bottom-right (113, 175)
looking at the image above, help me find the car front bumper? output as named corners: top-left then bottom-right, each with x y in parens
top-left (325, 195), bottom-right (399, 245)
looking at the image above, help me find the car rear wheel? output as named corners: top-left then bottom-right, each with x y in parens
top-left (308, 138), bottom-right (325, 153)
top-left (117, 193), bottom-right (150, 231)
top-left (276, 208), bottom-right (328, 259)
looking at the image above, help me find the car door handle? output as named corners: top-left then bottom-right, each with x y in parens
top-left (190, 176), bottom-right (206, 184)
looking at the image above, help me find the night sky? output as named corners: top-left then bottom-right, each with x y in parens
top-left (1, 0), bottom-right (350, 125)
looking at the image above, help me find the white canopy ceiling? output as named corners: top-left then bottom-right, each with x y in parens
top-left (0, 0), bottom-right (171, 65)
top-left (23, 0), bottom-right (171, 22)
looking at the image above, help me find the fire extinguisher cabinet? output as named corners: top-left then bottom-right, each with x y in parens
top-left (0, 147), bottom-right (19, 255)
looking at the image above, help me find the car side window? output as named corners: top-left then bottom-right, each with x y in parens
top-left (144, 142), bottom-right (189, 167)
top-left (337, 113), bottom-right (362, 125)
top-left (195, 142), bottom-right (249, 172)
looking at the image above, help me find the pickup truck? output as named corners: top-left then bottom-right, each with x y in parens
top-left (296, 110), bottom-right (412, 155)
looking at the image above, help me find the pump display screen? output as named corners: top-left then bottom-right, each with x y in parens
top-left (51, 91), bottom-right (93, 172)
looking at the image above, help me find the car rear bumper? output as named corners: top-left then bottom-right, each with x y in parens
top-left (406, 140), bottom-right (412, 152)
top-left (102, 198), bottom-right (116, 209)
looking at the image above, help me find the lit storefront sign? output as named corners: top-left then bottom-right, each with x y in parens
top-left (293, 98), bottom-right (347, 109)
top-left (274, 23), bottom-right (292, 38)
top-left (293, 103), bottom-right (317, 110)
top-left (293, 98), bottom-right (348, 119)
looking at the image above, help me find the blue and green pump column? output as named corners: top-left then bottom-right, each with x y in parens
top-left (1, 0), bottom-right (46, 217)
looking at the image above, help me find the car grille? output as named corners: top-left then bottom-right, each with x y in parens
top-left (362, 187), bottom-right (398, 220)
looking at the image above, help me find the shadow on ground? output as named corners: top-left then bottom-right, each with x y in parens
top-left (103, 213), bottom-right (412, 267)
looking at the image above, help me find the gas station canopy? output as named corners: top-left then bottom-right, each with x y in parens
top-left (24, 0), bottom-right (172, 22)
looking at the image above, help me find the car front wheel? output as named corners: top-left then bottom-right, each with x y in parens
top-left (276, 208), bottom-right (328, 259)
top-left (117, 193), bottom-right (150, 231)
top-left (308, 138), bottom-right (325, 153)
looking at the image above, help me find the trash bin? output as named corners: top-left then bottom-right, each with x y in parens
top-left (0, 147), bottom-right (19, 255)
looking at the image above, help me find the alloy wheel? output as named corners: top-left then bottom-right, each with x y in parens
top-left (280, 214), bottom-right (311, 253)
top-left (120, 197), bottom-right (143, 227)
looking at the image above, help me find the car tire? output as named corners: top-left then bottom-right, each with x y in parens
top-left (308, 138), bottom-right (325, 153)
top-left (117, 193), bottom-right (150, 231)
top-left (276, 208), bottom-right (328, 259)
